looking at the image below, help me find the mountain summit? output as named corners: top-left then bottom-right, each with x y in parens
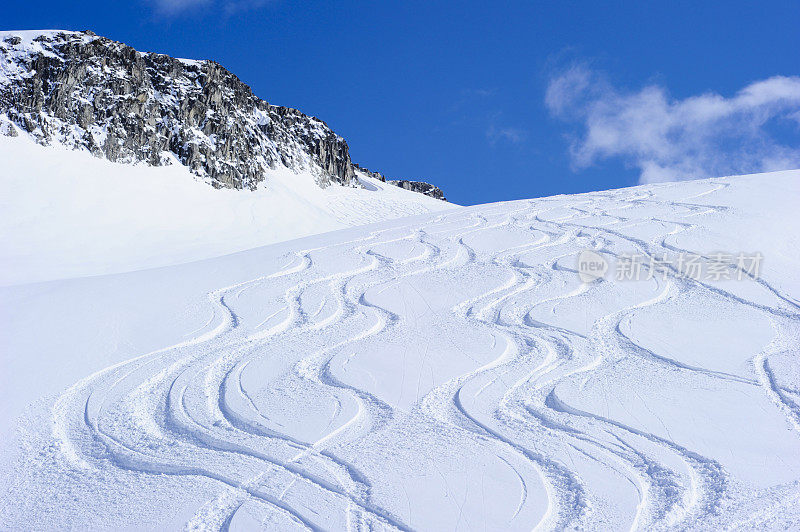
top-left (0, 29), bottom-right (444, 198)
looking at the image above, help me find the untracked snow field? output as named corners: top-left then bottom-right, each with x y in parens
top-left (0, 135), bottom-right (454, 286)
top-left (1, 170), bottom-right (800, 530)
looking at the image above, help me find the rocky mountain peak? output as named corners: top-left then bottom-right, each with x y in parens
top-left (0, 29), bottom-right (445, 199)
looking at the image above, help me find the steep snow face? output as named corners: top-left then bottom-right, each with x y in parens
top-left (0, 135), bottom-right (455, 286)
top-left (2, 170), bottom-right (799, 529)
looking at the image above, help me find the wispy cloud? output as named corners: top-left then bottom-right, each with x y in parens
top-left (149, 0), bottom-right (211, 15)
top-left (449, 87), bottom-right (497, 113)
top-left (148, 0), bottom-right (269, 16)
top-left (486, 124), bottom-right (526, 145)
top-left (546, 65), bottom-right (800, 183)
top-left (446, 89), bottom-right (527, 146)
top-left (222, 0), bottom-right (270, 15)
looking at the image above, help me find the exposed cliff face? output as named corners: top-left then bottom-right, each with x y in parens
top-left (0, 29), bottom-right (445, 199)
top-left (0, 30), bottom-right (355, 190)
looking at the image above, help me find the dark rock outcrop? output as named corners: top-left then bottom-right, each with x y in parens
top-left (353, 163), bottom-right (446, 201)
top-left (0, 30), bottom-right (445, 199)
top-left (0, 30), bottom-right (354, 189)
top-left (352, 163), bottom-right (386, 182)
top-left (387, 180), bottom-right (446, 201)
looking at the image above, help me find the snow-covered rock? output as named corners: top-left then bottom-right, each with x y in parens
top-left (387, 179), bottom-right (446, 200)
top-left (0, 29), bottom-right (444, 198)
top-left (354, 162), bottom-right (447, 200)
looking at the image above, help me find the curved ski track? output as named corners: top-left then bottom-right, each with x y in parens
top-left (45, 180), bottom-right (800, 530)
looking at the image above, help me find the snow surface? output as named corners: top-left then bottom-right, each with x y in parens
top-left (1, 166), bottom-right (800, 530)
top-left (0, 135), bottom-right (455, 286)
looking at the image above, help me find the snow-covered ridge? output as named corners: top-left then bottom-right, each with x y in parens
top-left (0, 29), bottom-right (444, 197)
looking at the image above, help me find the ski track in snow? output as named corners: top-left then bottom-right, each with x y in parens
top-left (4, 174), bottom-right (800, 530)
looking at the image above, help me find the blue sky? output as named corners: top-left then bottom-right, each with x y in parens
top-left (5, 1), bottom-right (800, 204)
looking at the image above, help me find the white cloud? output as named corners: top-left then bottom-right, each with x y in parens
top-left (487, 124), bottom-right (526, 145)
top-left (546, 66), bottom-right (800, 183)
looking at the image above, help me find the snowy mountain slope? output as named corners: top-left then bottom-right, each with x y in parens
top-left (0, 135), bottom-right (455, 286)
top-left (2, 170), bottom-right (800, 529)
